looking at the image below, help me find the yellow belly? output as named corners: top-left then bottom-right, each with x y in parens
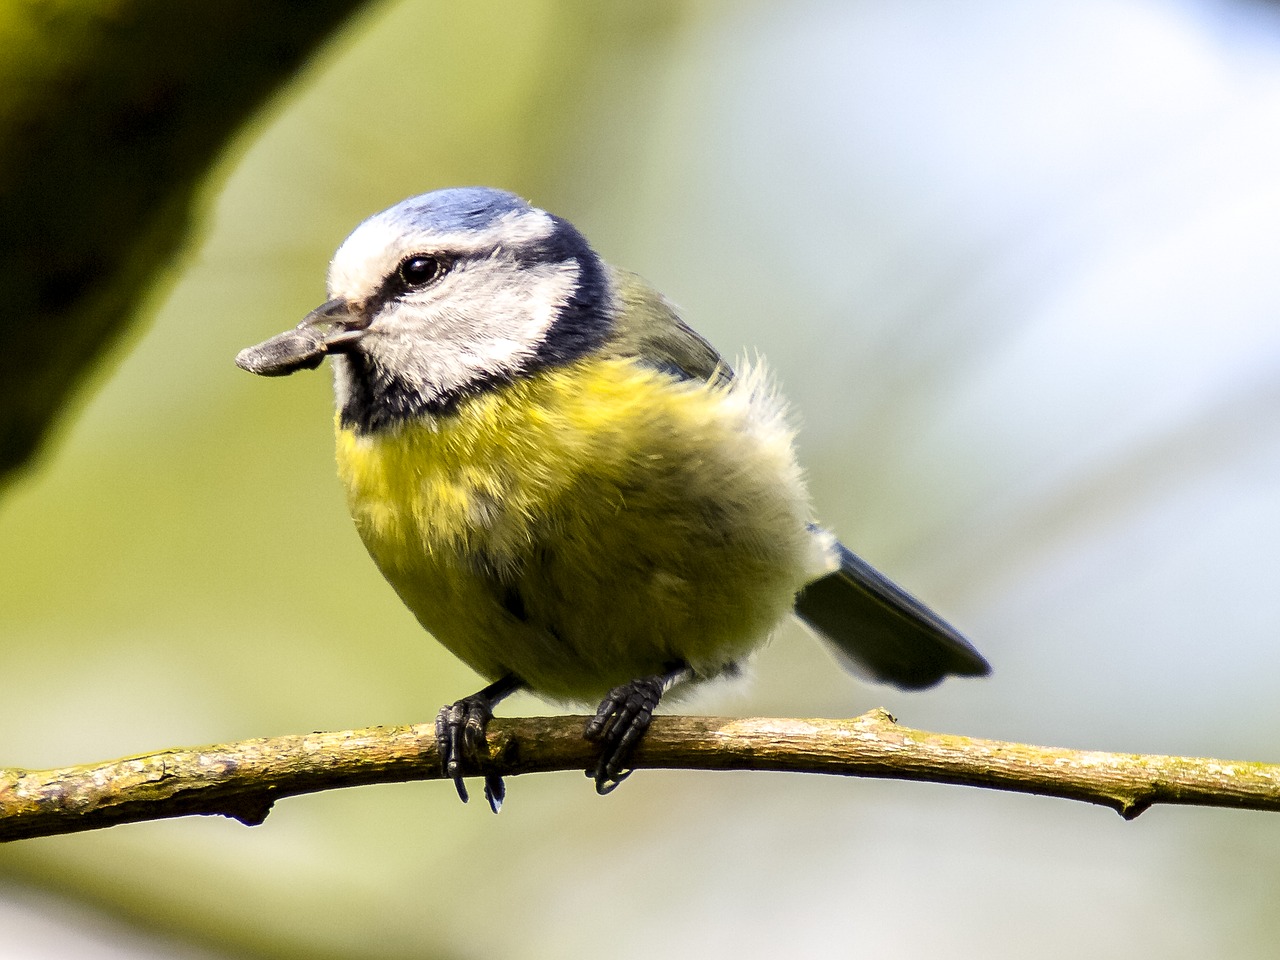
top-left (335, 355), bottom-right (818, 701)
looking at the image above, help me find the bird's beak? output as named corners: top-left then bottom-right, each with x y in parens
top-left (235, 298), bottom-right (369, 377)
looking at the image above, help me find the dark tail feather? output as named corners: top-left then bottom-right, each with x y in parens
top-left (795, 541), bottom-right (990, 690)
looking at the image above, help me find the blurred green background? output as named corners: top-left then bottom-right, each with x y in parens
top-left (4, 0), bottom-right (1280, 957)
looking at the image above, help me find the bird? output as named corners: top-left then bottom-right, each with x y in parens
top-left (235, 186), bottom-right (990, 812)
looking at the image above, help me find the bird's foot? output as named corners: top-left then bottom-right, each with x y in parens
top-left (435, 674), bottom-right (523, 813)
top-left (584, 663), bottom-right (693, 794)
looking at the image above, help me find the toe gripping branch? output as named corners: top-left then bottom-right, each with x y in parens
top-left (584, 662), bottom-right (694, 795)
top-left (435, 674), bottom-right (524, 813)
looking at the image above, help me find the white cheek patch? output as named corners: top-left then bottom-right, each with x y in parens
top-left (365, 256), bottom-right (581, 404)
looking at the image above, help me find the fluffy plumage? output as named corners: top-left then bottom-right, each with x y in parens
top-left (235, 187), bottom-right (990, 806)
top-left (336, 353), bottom-right (822, 700)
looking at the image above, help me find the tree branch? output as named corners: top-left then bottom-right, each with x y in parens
top-left (2, 710), bottom-right (1278, 842)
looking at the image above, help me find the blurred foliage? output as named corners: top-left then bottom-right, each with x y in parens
top-left (0, 0), bottom-right (371, 487)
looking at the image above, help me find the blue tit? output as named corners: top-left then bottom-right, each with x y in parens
top-left (236, 187), bottom-right (989, 811)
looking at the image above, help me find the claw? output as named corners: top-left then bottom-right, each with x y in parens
top-left (435, 695), bottom-right (493, 804)
top-left (584, 664), bottom-right (693, 795)
top-left (483, 773), bottom-right (505, 814)
top-left (433, 674), bottom-right (523, 812)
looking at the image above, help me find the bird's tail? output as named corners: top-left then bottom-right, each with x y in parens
top-left (794, 537), bottom-right (990, 690)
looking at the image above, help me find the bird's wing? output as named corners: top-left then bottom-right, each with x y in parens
top-left (605, 268), bottom-right (734, 384)
top-left (605, 268), bottom-right (990, 690)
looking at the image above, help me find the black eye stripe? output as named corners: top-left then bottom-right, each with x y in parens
top-left (354, 256), bottom-right (447, 321)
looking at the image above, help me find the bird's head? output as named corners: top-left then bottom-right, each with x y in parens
top-left (236, 187), bottom-right (612, 430)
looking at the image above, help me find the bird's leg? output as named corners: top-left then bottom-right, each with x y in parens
top-left (584, 661), bottom-right (694, 795)
top-left (435, 673), bottom-right (524, 813)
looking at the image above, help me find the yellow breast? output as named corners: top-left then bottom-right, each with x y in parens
top-left (335, 355), bottom-right (820, 701)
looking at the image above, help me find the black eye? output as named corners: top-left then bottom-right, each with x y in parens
top-left (398, 255), bottom-right (442, 287)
